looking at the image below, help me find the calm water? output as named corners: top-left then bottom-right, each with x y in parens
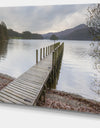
top-left (0, 39), bottom-right (100, 101)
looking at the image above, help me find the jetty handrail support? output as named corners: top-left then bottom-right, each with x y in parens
top-left (52, 42), bottom-right (64, 67)
top-left (36, 49), bottom-right (38, 64)
top-left (40, 48), bottom-right (42, 61)
top-left (36, 42), bottom-right (61, 64)
top-left (46, 47), bottom-right (47, 56)
top-left (43, 48), bottom-right (45, 58)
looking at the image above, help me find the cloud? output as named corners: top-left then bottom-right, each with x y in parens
top-left (0, 4), bottom-right (93, 34)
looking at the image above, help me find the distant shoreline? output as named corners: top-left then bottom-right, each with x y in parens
top-left (8, 38), bottom-right (93, 41)
top-left (0, 73), bottom-right (100, 114)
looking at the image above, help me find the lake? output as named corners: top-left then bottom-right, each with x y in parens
top-left (0, 39), bottom-right (100, 102)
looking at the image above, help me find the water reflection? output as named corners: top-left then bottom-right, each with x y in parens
top-left (52, 54), bottom-right (63, 89)
top-left (0, 41), bottom-right (8, 60)
top-left (0, 39), bottom-right (53, 77)
top-left (47, 49), bottom-right (63, 89)
top-left (56, 41), bottom-right (100, 102)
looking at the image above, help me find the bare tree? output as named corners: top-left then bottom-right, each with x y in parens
top-left (87, 4), bottom-right (100, 40)
top-left (87, 4), bottom-right (100, 92)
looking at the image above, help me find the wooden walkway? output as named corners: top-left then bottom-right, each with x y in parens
top-left (0, 42), bottom-right (64, 106)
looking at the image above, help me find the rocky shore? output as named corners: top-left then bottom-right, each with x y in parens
top-left (0, 73), bottom-right (100, 114)
top-left (37, 89), bottom-right (100, 114)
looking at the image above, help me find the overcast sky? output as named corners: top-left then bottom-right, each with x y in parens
top-left (0, 4), bottom-right (94, 34)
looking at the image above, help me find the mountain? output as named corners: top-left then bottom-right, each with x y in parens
top-left (43, 24), bottom-right (93, 40)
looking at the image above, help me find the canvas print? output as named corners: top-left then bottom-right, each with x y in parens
top-left (0, 3), bottom-right (100, 114)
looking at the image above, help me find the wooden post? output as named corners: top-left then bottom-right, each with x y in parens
top-left (40, 48), bottom-right (42, 60)
top-left (46, 47), bottom-right (47, 56)
top-left (51, 45), bottom-right (52, 52)
top-left (48, 46), bottom-right (49, 55)
top-left (36, 49), bottom-right (38, 64)
top-left (50, 46), bottom-right (51, 53)
top-left (52, 45), bottom-right (53, 52)
top-left (43, 48), bottom-right (45, 58)
top-left (52, 51), bottom-right (55, 67)
top-left (49, 46), bottom-right (50, 54)
top-left (54, 43), bottom-right (55, 51)
top-left (50, 45), bottom-right (52, 53)
top-left (57, 48), bottom-right (58, 61)
top-left (55, 49), bottom-right (57, 65)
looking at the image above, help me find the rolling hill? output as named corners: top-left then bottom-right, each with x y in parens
top-left (43, 24), bottom-right (93, 40)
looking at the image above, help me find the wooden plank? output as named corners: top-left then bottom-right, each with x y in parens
top-left (34, 65), bottom-right (52, 70)
top-left (0, 94), bottom-right (13, 103)
top-left (17, 77), bottom-right (44, 85)
top-left (28, 69), bottom-right (49, 75)
top-left (38, 59), bottom-right (52, 64)
top-left (13, 79), bottom-right (42, 88)
top-left (27, 68), bottom-right (48, 74)
top-left (19, 76), bottom-right (45, 84)
top-left (30, 66), bottom-right (51, 72)
top-left (18, 77), bottom-right (44, 84)
top-left (20, 73), bottom-right (45, 81)
top-left (26, 70), bottom-right (48, 77)
top-left (1, 90), bottom-right (33, 105)
top-left (11, 84), bottom-right (40, 94)
top-left (2, 88), bottom-right (35, 103)
top-left (32, 66), bottom-right (52, 71)
top-left (24, 72), bottom-right (46, 79)
top-left (39, 61), bottom-right (52, 65)
top-left (29, 67), bottom-right (51, 73)
top-left (28, 60), bottom-right (52, 69)
top-left (0, 92), bottom-right (23, 104)
top-left (11, 80), bottom-right (42, 90)
top-left (9, 83), bottom-right (40, 95)
top-left (10, 81), bottom-right (41, 91)
top-left (5, 86), bottom-right (37, 98)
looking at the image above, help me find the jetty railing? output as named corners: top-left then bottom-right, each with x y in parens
top-left (36, 42), bottom-right (60, 64)
top-left (52, 42), bottom-right (64, 67)
top-left (37, 42), bottom-right (64, 103)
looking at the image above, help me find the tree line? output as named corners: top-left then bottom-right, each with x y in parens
top-left (0, 21), bottom-right (44, 41)
top-left (8, 29), bottom-right (43, 39)
top-left (0, 21), bottom-right (58, 41)
top-left (0, 21), bottom-right (8, 41)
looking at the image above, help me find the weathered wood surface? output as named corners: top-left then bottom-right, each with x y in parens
top-left (0, 54), bottom-right (52, 106)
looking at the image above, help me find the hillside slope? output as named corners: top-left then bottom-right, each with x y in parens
top-left (43, 24), bottom-right (93, 40)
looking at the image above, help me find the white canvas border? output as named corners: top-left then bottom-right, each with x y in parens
top-left (0, 0), bottom-right (99, 7)
top-left (0, 0), bottom-right (100, 128)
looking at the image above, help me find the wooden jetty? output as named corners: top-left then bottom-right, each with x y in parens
top-left (0, 42), bottom-right (64, 106)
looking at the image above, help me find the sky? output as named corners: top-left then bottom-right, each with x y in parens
top-left (0, 4), bottom-right (94, 34)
